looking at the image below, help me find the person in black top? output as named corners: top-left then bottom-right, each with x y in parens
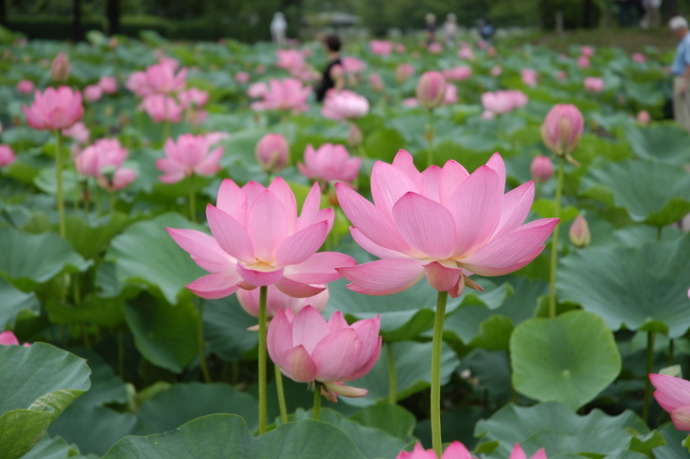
top-left (315, 34), bottom-right (344, 103)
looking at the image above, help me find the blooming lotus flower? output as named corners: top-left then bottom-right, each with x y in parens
top-left (541, 104), bottom-right (584, 156)
top-left (416, 71), bottom-right (447, 109)
top-left (267, 306), bottom-right (381, 399)
top-left (22, 87), bottom-right (83, 130)
top-left (336, 150), bottom-right (558, 297)
top-left (84, 84), bottom-right (103, 102)
top-left (458, 45), bottom-right (475, 60)
top-left (299, 143), bottom-right (361, 184)
top-left (633, 52), bottom-right (646, 63)
top-left (235, 72), bottom-right (250, 84)
top-left (530, 155), bottom-right (553, 183)
top-left (255, 133), bottom-right (289, 173)
top-left (157, 133), bottom-right (223, 183)
top-left (144, 60), bottom-right (187, 95)
top-left (126, 71), bottom-right (150, 97)
top-left (16, 80), bottom-right (34, 94)
top-left (342, 57), bottom-right (366, 74)
top-left (0, 331), bottom-right (30, 347)
top-left (178, 88), bottom-right (209, 108)
top-left (140, 94), bottom-right (182, 123)
top-left (250, 78), bottom-right (310, 112)
top-left (577, 56), bottom-right (590, 69)
top-left (396, 63), bottom-right (415, 82)
top-left (167, 177), bottom-right (356, 299)
top-left (98, 76), bottom-right (118, 94)
top-left (0, 145), bottom-right (16, 167)
top-left (75, 138), bottom-right (128, 178)
top-left (650, 373), bottom-right (690, 430)
top-left (522, 69), bottom-right (538, 87)
top-left (238, 285), bottom-right (329, 317)
top-left (443, 66), bottom-right (472, 81)
top-left (62, 122), bottom-right (90, 144)
top-left (637, 110), bottom-right (650, 125)
top-left (370, 40), bottom-right (393, 56)
top-left (481, 90), bottom-right (528, 116)
top-left (369, 73), bottom-right (384, 92)
top-left (581, 46), bottom-right (594, 57)
top-left (396, 441), bottom-right (475, 459)
top-left (510, 444), bottom-right (547, 459)
top-left (276, 49), bottom-right (306, 72)
top-left (428, 42), bottom-right (443, 54)
top-left (569, 214), bottom-right (590, 248)
top-left (51, 52), bottom-right (70, 82)
top-left (584, 77), bottom-right (604, 92)
top-left (322, 90), bottom-right (369, 120)
top-left (247, 82), bottom-right (267, 98)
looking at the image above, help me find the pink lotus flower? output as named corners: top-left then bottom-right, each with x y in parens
top-left (369, 73), bottom-right (384, 92)
top-left (530, 155), bottom-right (553, 182)
top-left (75, 138), bottom-right (128, 178)
top-left (267, 306), bottom-right (381, 399)
top-left (167, 177), bottom-right (356, 299)
top-left (491, 66), bottom-right (502, 77)
top-left (22, 86), bottom-right (83, 130)
top-left (276, 49), bottom-right (306, 72)
top-left (250, 78), bottom-right (310, 112)
top-left (157, 133), bottom-right (223, 183)
top-left (237, 286), bottom-right (329, 317)
top-left (140, 94), bottom-right (183, 123)
top-left (581, 46), bottom-right (594, 57)
top-left (342, 57), bottom-right (366, 74)
top-left (444, 84), bottom-right (458, 105)
top-left (396, 63), bottom-right (415, 82)
top-left (51, 52), bottom-right (70, 82)
top-left (402, 98), bottom-right (419, 108)
top-left (584, 77), bottom-right (604, 92)
top-left (98, 76), bottom-right (118, 94)
top-left (637, 110), bottom-right (650, 125)
top-left (247, 82), bottom-right (268, 98)
top-left (370, 40), bottom-right (393, 56)
top-left (178, 88), bottom-right (209, 108)
top-left (397, 441), bottom-right (475, 459)
top-left (84, 84), bottom-right (103, 102)
top-left (235, 72), bottom-right (250, 84)
top-left (650, 373), bottom-right (690, 430)
top-left (577, 56), bottom-right (590, 69)
top-left (62, 122), bottom-right (89, 144)
top-left (336, 150), bottom-right (558, 297)
top-left (428, 42), bottom-right (443, 54)
top-left (458, 45), bottom-right (475, 60)
top-left (510, 444), bottom-right (547, 459)
top-left (0, 331), bottom-right (30, 347)
top-left (255, 133), bottom-right (289, 173)
top-left (0, 145), bottom-right (16, 167)
top-left (322, 90), bottom-right (369, 120)
top-left (522, 69), bottom-right (538, 87)
top-left (541, 104), bottom-right (584, 155)
top-left (416, 71), bottom-right (447, 109)
top-left (569, 214), bottom-right (590, 248)
top-left (100, 167), bottom-right (137, 191)
top-left (481, 90), bottom-right (528, 116)
top-left (633, 52), bottom-right (646, 63)
top-left (299, 143), bottom-right (361, 184)
top-left (16, 80), bottom-right (34, 94)
top-left (443, 66), bottom-right (472, 81)
top-left (144, 60), bottom-right (187, 95)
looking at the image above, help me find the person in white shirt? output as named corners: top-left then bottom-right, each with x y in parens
top-left (443, 13), bottom-right (458, 46)
top-left (670, 16), bottom-right (690, 132)
top-left (271, 12), bottom-right (287, 46)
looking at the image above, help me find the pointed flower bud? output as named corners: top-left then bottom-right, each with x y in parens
top-left (416, 71), bottom-right (446, 109)
top-left (541, 104), bottom-right (584, 156)
top-left (530, 155), bottom-right (554, 182)
top-left (569, 214), bottom-right (591, 248)
top-left (255, 133), bottom-right (289, 173)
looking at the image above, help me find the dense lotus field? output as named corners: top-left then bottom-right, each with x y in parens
top-left (1, 26), bottom-right (690, 459)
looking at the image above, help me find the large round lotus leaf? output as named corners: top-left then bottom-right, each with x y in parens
top-left (0, 343), bottom-right (91, 459)
top-left (103, 413), bottom-right (368, 459)
top-left (474, 402), bottom-right (648, 459)
top-left (21, 435), bottom-right (88, 459)
top-left (0, 278), bottom-right (39, 328)
top-left (0, 228), bottom-right (89, 291)
top-left (510, 311), bottom-right (621, 410)
top-left (625, 123), bottom-right (690, 165)
top-left (558, 235), bottom-right (690, 337)
top-left (582, 158), bottom-right (690, 226)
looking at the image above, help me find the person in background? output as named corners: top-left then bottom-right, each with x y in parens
top-left (425, 13), bottom-right (437, 46)
top-left (670, 16), bottom-right (690, 132)
top-left (641, 0), bottom-right (662, 28)
top-left (443, 13), bottom-right (459, 46)
top-left (270, 12), bottom-right (287, 45)
top-left (478, 18), bottom-right (495, 42)
top-left (314, 35), bottom-right (344, 103)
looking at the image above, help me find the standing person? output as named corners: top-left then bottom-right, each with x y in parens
top-left (271, 12), bottom-right (287, 45)
top-left (314, 35), bottom-right (344, 103)
top-left (670, 16), bottom-right (690, 132)
top-left (443, 13), bottom-right (459, 46)
top-left (425, 13), bottom-right (437, 46)
top-left (641, 0), bottom-right (662, 28)
top-left (478, 18), bottom-right (495, 42)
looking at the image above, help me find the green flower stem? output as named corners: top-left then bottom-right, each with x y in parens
top-left (425, 109), bottom-right (435, 167)
top-left (196, 301), bottom-right (211, 383)
top-left (312, 383), bottom-right (322, 420)
top-left (54, 130), bottom-right (66, 238)
top-left (274, 363), bottom-right (289, 424)
top-left (258, 286), bottom-right (268, 434)
top-left (547, 159), bottom-right (565, 318)
top-left (188, 190), bottom-right (197, 223)
top-left (386, 342), bottom-right (397, 404)
top-left (431, 290), bottom-right (448, 456)
top-left (643, 331), bottom-right (656, 423)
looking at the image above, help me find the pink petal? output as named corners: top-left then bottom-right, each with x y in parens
top-left (370, 160), bottom-right (419, 215)
top-left (216, 179), bottom-right (247, 222)
top-left (440, 160), bottom-right (469, 203)
top-left (323, 381), bottom-right (368, 398)
top-left (509, 444), bottom-right (527, 459)
top-left (327, 311), bottom-right (350, 332)
top-left (281, 345), bottom-right (318, 382)
top-left (420, 166), bottom-right (441, 201)
top-left (650, 373), bottom-right (690, 414)
top-left (276, 221), bottom-right (328, 266)
top-left (530, 449), bottom-right (548, 459)
top-left (398, 443), bottom-right (436, 459)
top-left (349, 319), bottom-right (382, 379)
top-left (269, 177), bottom-right (298, 228)
top-left (291, 306), bottom-right (329, 353)
top-left (267, 308), bottom-right (294, 360)
top-left (311, 328), bottom-right (362, 381)
top-left (671, 405), bottom-right (690, 431)
top-left (247, 189), bottom-right (289, 260)
top-left (194, 147), bottom-right (222, 176)
top-left (350, 228), bottom-right (406, 259)
top-left (485, 152), bottom-right (506, 190)
top-left (442, 441), bottom-right (474, 459)
top-left (494, 182), bottom-right (535, 237)
top-left (0, 331), bottom-right (20, 346)
top-left (449, 165), bottom-right (503, 254)
top-left (423, 261), bottom-right (462, 292)
top-left (275, 277), bottom-right (325, 298)
top-left (392, 192), bottom-right (456, 258)
top-left (206, 205), bottom-right (254, 261)
top-left (297, 182), bottom-right (322, 229)
top-left (391, 150), bottom-right (422, 185)
top-left (237, 264), bottom-right (284, 287)
top-left (284, 252), bottom-right (356, 284)
top-left (166, 228), bottom-right (233, 272)
top-left (187, 272), bottom-right (240, 299)
top-left (338, 258), bottom-right (423, 295)
top-left (461, 218), bottom-right (559, 276)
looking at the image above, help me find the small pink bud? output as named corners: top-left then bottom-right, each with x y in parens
top-left (51, 52), bottom-right (70, 82)
top-left (569, 214), bottom-right (591, 248)
top-left (541, 104), bottom-right (584, 156)
top-left (255, 133), bottom-right (289, 172)
top-left (416, 71), bottom-right (446, 109)
top-left (637, 110), bottom-right (650, 125)
top-left (530, 155), bottom-right (553, 182)
top-left (0, 145), bottom-right (16, 167)
top-left (84, 85), bottom-right (103, 102)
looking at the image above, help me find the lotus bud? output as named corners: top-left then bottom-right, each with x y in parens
top-left (0, 145), bottom-right (16, 167)
top-left (416, 71), bottom-right (446, 109)
top-left (255, 133), bottom-right (289, 173)
top-left (569, 214), bottom-right (591, 248)
top-left (348, 124), bottom-right (363, 147)
top-left (541, 104), bottom-right (584, 156)
top-left (530, 155), bottom-right (554, 182)
top-left (51, 52), bottom-right (70, 82)
top-left (637, 110), bottom-right (650, 125)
